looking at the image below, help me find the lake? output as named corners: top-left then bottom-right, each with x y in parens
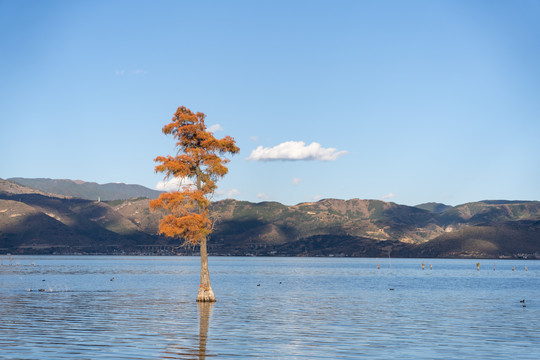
top-left (0, 256), bottom-right (539, 359)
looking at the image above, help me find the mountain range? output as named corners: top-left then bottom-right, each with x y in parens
top-left (7, 177), bottom-right (162, 201)
top-left (1, 178), bottom-right (539, 258)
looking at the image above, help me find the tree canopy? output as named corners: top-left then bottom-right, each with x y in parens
top-left (150, 106), bottom-right (239, 245)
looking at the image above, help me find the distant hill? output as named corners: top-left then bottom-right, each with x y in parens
top-left (207, 198), bottom-right (441, 246)
top-left (1, 178), bottom-right (539, 258)
top-left (415, 202), bottom-right (453, 213)
top-left (0, 179), bottom-right (168, 254)
top-left (7, 178), bottom-right (162, 201)
top-left (203, 198), bottom-right (540, 258)
top-left (414, 220), bottom-right (540, 259)
top-left (436, 200), bottom-right (540, 225)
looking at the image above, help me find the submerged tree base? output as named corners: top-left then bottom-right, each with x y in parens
top-left (196, 287), bottom-right (216, 302)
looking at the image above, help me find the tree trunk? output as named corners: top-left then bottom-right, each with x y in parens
top-left (195, 169), bottom-right (216, 302)
top-left (196, 236), bottom-right (216, 302)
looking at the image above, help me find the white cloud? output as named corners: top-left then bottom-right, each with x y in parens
top-left (155, 177), bottom-right (194, 191)
top-left (227, 188), bottom-right (240, 197)
top-left (247, 141), bottom-right (347, 161)
top-left (313, 194), bottom-right (323, 201)
top-left (250, 136), bottom-right (259, 141)
top-left (208, 124), bottom-right (223, 132)
top-left (257, 193), bottom-right (270, 200)
top-left (115, 70), bottom-right (125, 76)
top-left (133, 69), bottom-right (147, 75)
top-left (381, 192), bottom-right (397, 200)
top-left (292, 177), bottom-right (301, 186)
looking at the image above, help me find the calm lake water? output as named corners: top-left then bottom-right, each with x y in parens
top-left (0, 256), bottom-right (539, 359)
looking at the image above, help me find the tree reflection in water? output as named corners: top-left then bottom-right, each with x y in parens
top-left (161, 302), bottom-right (214, 359)
top-left (197, 301), bottom-right (213, 359)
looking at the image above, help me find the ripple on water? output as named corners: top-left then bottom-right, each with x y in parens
top-left (1, 256), bottom-right (539, 359)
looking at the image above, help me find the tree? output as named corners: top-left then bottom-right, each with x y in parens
top-left (150, 106), bottom-right (239, 302)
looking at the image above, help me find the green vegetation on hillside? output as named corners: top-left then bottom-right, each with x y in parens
top-left (7, 178), bottom-right (162, 201)
top-left (1, 179), bottom-right (539, 258)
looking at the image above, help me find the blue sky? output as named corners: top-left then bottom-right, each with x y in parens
top-left (1, 0), bottom-right (539, 206)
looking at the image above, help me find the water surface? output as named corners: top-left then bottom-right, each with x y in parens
top-left (1, 256), bottom-right (539, 359)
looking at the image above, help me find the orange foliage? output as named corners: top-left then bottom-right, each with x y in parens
top-left (151, 106), bottom-right (239, 245)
